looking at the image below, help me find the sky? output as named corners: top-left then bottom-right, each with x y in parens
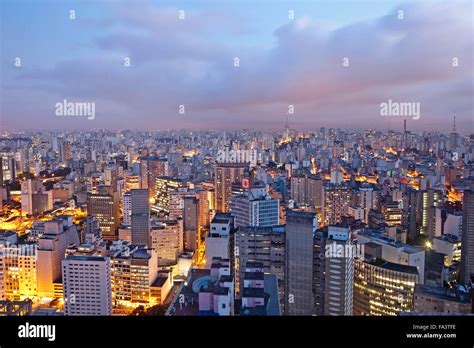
top-left (1, 0), bottom-right (473, 133)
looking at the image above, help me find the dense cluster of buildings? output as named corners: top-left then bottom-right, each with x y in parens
top-left (0, 124), bottom-right (473, 316)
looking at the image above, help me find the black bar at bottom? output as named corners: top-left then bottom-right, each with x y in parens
top-left (0, 316), bottom-right (473, 347)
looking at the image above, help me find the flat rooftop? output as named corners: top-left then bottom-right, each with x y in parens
top-left (65, 255), bottom-right (108, 262)
top-left (415, 284), bottom-right (471, 303)
top-left (365, 257), bottom-right (419, 275)
top-left (152, 276), bottom-right (169, 288)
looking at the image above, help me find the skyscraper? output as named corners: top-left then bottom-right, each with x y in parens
top-left (139, 156), bottom-right (168, 199)
top-left (109, 241), bottom-right (159, 307)
top-left (230, 187), bottom-right (279, 228)
top-left (460, 189), bottom-right (474, 285)
top-left (62, 255), bottom-right (112, 316)
top-left (285, 210), bottom-right (317, 315)
top-left (59, 140), bottom-right (72, 165)
top-left (183, 195), bottom-right (199, 252)
top-left (323, 226), bottom-right (354, 316)
top-left (87, 187), bottom-right (120, 241)
top-left (313, 229), bottom-right (327, 315)
top-left (150, 220), bottom-right (184, 266)
top-left (0, 160), bottom-right (3, 188)
top-left (235, 225), bottom-right (285, 308)
top-left (214, 162), bottom-right (248, 212)
top-left (21, 178), bottom-right (43, 216)
top-left (0, 232), bottom-right (37, 300)
top-left (206, 213), bottom-right (232, 268)
top-left (37, 220), bottom-right (80, 298)
top-left (130, 189), bottom-right (150, 246)
top-left (290, 172), bottom-right (323, 209)
top-left (154, 176), bottom-right (184, 213)
top-left (322, 184), bottom-right (351, 227)
top-left (122, 191), bottom-right (132, 226)
top-left (82, 215), bottom-right (102, 243)
top-left (354, 247), bottom-right (418, 316)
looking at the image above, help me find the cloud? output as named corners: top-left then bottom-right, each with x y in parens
top-left (1, 1), bottom-right (473, 132)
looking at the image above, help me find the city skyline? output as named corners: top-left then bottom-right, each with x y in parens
top-left (0, 2), bottom-right (473, 344)
top-left (1, 0), bottom-right (473, 133)
top-left (0, 107), bottom-right (473, 323)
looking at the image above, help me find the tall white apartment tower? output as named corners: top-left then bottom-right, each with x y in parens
top-left (324, 226), bottom-right (354, 316)
top-left (62, 255), bottom-right (112, 316)
top-left (123, 191), bottom-right (132, 226)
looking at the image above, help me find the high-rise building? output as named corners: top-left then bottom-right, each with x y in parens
top-left (354, 186), bottom-right (378, 224)
top-left (1, 153), bottom-right (15, 183)
top-left (86, 173), bottom-right (102, 194)
top-left (357, 229), bottom-right (426, 283)
top-left (354, 249), bottom-right (418, 316)
top-left (214, 162), bottom-right (248, 212)
top-left (206, 213), bottom-right (232, 268)
top-left (82, 215), bottom-right (101, 243)
top-left (150, 220), bottom-right (184, 266)
top-left (197, 188), bottom-right (211, 228)
top-left (323, 226), bottom-right (354, 316)
top-left (37, 219), bottom-right (80, 298)
top-left (21, 178), bottom-right (44, 216)
top-left (109, 241), bottom-right (159, 307)
top-left (154, 176), bottom-right (184, 213)
top-left (183, 195), bottom-right (199, 252)
top-left (290, 172), bottom-right (323, 209)
top-left (169, 188), bottom-right (210, 229)
top-left (122, 191), bottom-right (132, 226)
top-left (87, 187), bottom-right (120, 241)
top-left (427, 192), bottom-right (444, 240)
top-left (313, 229), bottom-right (327, 315)
top-left (460, 189), bottom-right (474, 285)
top-left (0, 160), bottom-right (3, 188)
top-left (139, 157), bottom-right (168, 199)
top-left (124, 174), bottom-right (140, 192)
top-left (230, 187), bottom-right (279, 228)
top-left (59, 140), bottom-right (72, 164)
top-left (169, 188), bottom-right (192, 220)
top-left (235, 225), bottom-right (285, 308)
top-left (404, 189), bottom-right (442, 240)
top-left (130, 189), bottom-right (150, 247)
top-left (380, 196), bottom-right (402, 227)
top-left (285, 210), bottom-right (317, 315)
top-left (198, 257), bottom-right (234, 316)
top-left (403, 188), bottom-right (419, 240)
top-left (421, 189), bottom-right (443, 237)
top-left (322, 184), bottom-right (352, 227)
top-left (0, 231), bottom-right (37, 300)
top-left (103, 165), bottom-right (118, 188)
top-left (130, 189), bottom-right (150, 246)
top-left (62, 255), bottom-right (112, 315)
top-left (239, 262), bottom-right (281, 316)
top-left (413, 284), bottom-right (472, 314)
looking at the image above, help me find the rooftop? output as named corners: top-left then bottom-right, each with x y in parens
top-left (152, 276), bottom-right (169, 288)
top-left (415, 284), bottom-right (471, 304)
top-left (65, 255), bottom-right (108, 262)
top-left (244, 272), bottom-right (264, 281)
top-left (364, 256), bottom-right (419, 275)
